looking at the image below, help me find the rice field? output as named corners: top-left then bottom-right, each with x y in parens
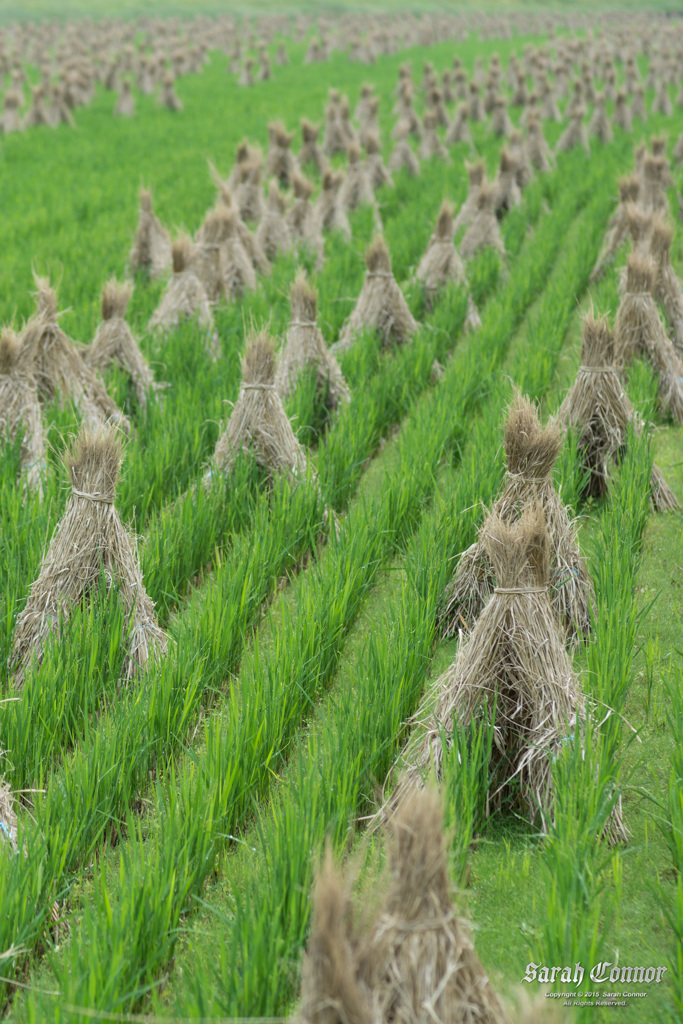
top-left (0, 7), bottom-right (682, 1023)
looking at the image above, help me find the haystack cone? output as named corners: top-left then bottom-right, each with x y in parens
top-left (295, 848), bottom-right (372, 1024)
top-left (275, 270), bottom-right (350, 412)
top-left (640, 154), bottom-right (674, 217)
top-left (493, 147), bottom-right (522, 219)
top-left (287, 172), bottom-right (324, 269)
top-left (128, 187), bottom-right (172, 280)
top-left (87, 279), bottom-right (158, 408)
top-left (440, 391), bottom-right (593, 644)
top-left (554, 310), bottom-right (678, 510)
top-left (445, 102), bottom-right (473, 147)
top-left (526, 114), bottom-right (553, 173)
top-left (555, 107), bottom-right (590, 155)
top-left (415, 200), bottom-right (481, 329)
top-left (191, 205), bottom-right (234, 304)
top-left (453, 160), bottom-right (486, 234)
top-left (334, 237), bottom-right (419, 352)
top-left (11, 425), bottom-right (168, 688)
top-left (650, 216), bottom-right (683, 356)
top-left (417, 109), bottom-right (449, 162)
top-left (206, 164), bottom-right (270, 276)
top-left (210, 328), bottom-right (313, 486)
top-left (158, 71), bottom-right (182, 112)
top-left (299, 118), bottom-right (325, 175)
top-left (360, 788), bottom-right (511, 1024)
top-left (22, 276), bottom-right (129, 435)
top-left (235, 157), bottom-right (266, 225)
top-left (149, 235), bottom-right (213, 334)
top-left (589, 174), bottom-right (641, 283)
top-left (387, 121), bottom-right (420, 177)
top-left (339, 142), bottom-right (375, 211)
top-left (265, 120), bottom-right (299, 188)
top-left (460, 183), bottom-right (506, 260)
top-left (315, 168), bottom-right (352, 239)
top-left (256, 179), bottom-right (293, 260)
top-left (363, 132), bottom-right (393, 190)
top-left (393, 506), bottom-right (588, 832)
top-left (0, 326), bottom-right (46, 495)
top-left (614, 253), bottom-right (683, 423)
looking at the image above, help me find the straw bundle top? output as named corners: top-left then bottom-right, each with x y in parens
top-left (625, 252), bottom-right (656, 294)
top-left (483, 505), bottom-right (549, 592)
top-left (580, 310), bottom-right (615, 366)
top-left (290, 270), bottom-right (317, 323)
top-left (504, 391), bottom-right (562, 479)
top-left (365, 236), bottom-right (392, 274)
top-left (172, 235), bottom-right (194, 273)
top-left (67, 428), bottom-right (121, 503)
top-left (383, 787), bottom-right (450, 919)
top-left (101, 278), bottom-right (133, 321)
top-left (242, 330), bottom-right (276, 386)
top-left (434, 200), bottom-right (455, 240)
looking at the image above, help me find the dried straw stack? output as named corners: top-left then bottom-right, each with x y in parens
top-left (493, 147), bottom-right (521, 219)
top-left (614, 253), bottom-right (683, 423)
top-left (315, 168), bottom-right (352, 240)
top-left (453, 160), bottom-right (486, 234)
top-left (649, 216), bottom-right (683, 357)
top-left (554, 311), bottom-right (678, 511)
top-left (394, 507), bottom-right (587, 832)
top-left (256, 180), bottom-right (294, 260)
top-left (555, 107), bottom-right (590, 155)
top-left (0, 326), bottom-right (46, 495)
top-left (149, 235), bottom-right (213, 334)
top-left (334, 237), bottom-right (419, 352)
top-left (299, 119), bottom-right (325, 175)
top-left (287, 173), bottom-right (324, 269)
top-left (275, 270), bottom-right (349, 412)
top-left (440, 392), bottom-right (593, 644)
top-left (363, 131), bottom-right (393, 190)
top-left (295, 788), bottom-right (510, 1024)
top-left (128, 187), bottom-right (172, 280)
top-left (415, 200), bottom-right (481, 329)
top-left (206, 164), bottom-right (270, 276)
top-left (265, 120), bottom-right (299, 188)
top-left (417, 110), bottom-right (449, 162)
top-left (22, 277), bottom-right (129, 435)
top-left (211, 329), bottom-right (313, 486)
top-left (11, 425), bottom-right (168, 688)
top-left (339, 142), bottom-right (375, 211)
top-left (387, 120), bottom-right (420, 177)
top-left (589, 174), bottom-right (641, 284)
top-left (460, 183), bottom-right (506, 260)
top-left (87, 279), bottom-right (158, 408)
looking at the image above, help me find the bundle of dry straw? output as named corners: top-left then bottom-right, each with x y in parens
top-left (339, 142), bottom-right (375, 210)
top-left (265, 120), bottom-right (299, 188)
top-left (334, 237), bottom-right (419, 352)
top-left (286, 173), bottom-right (324, 269)
top-left (299, 118), bottom-right (325, 175)
top-left (128, 187), bottom-right (172, 280)
top-left (555, 108), bottom-right (590, 155)
top-left (275, 270), bottom-right (350, 412)
top-left (553, 311), bottom-right (678, 511)
top-left (444, 102), bottom-right (472, 147)
top-left (363, 131), bottom-right (393, 190)
top-left (149, 235), bottom-right (213, 334)
top-left (87, 279), bottom-right (158, 407)
top-left (256, 180), bottom-right (294, 260)
top-left (295, 788), bottom-right (510, 1024)
top-left (614, 253), bottom-right (683, 423)
top-left (22, 276), bottom-right (129, 435)
top-left (415, 200), bottom-right (481, 329)
top-left (12, 425), bottom-right (168, 687)
top-left (394, 507), bottom-right (587, 832)
top-left (649, 216), bottom-right (683, 356)
top-left (453, 160), bottom-right (486, 233)
top-left (440, 391), bottom-right (593, 644)
top-left (589, 174), bottom-right (641, 284)
top-left (0, 326), bottom-right (46, 495)
top-left (460, 183), bottom-right (506, 260)
top-left (206, 163), bottom-right (270, 276)
top-left (315, 168), bottom-right (352, 240)
top-left (210, 328), bottom-right (313, 486)
top-left (387, 120), bottom-right (421, 177)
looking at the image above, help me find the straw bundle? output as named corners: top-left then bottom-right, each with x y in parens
top-left (540, 80), bottom-right (561, 122)
top-left (354, 82), bottom-right (374, 125)
top-left (614, 253), bottom-right (683, 422)
top-left (491, 96), bottom-right (512, 138)
top-left (335, 237), bottom-right (419, 352)
top-left (652, 79), bottom-right (673, 117)
top-left (387, 122), bottom-right (420, 177)
top-left (265, 120), bottom-right (299, 189)
top-left (631, 85), bottom-right (647, 121)
top-left (554, 311), bottom-right (678, 510)
top-left (417, 110), bottom-right (449, 162)
top-left (440, 392), bottom-right (593, 643)
top-left (149, 235), bottom-right (213, 333)
top-left (235, 157), bottom-right (266, 225)
top-left (275, 270), bottom-right (349, 411)
top-left (1, 89), bottom-right (23, 133)
top-left (397, 506), bottom-right (585, 831)
top-left (22, 277), bottom-right (129, 435)
top-left (315, 169), bottom-right (352, 239)
top-left (12, 426), bottom-right (168, 688)
top-left (673, 131), bottom-right (683, 166)
top-left (256, 180), bottom-right (293, 260)
top-left (339, 142), bottom-right (375, 210)
top-left (158, 72), bottom-right (182, 112)
top-left (508, 129), bottom-right (534, 190)
top-left (0, 780), bottom-right (17, 852)
top-left (299, 118), bottom-right (325, 174)
top-left (23, 85), bottom-right (51, 128)
top-left (555, 108), bottom-right (590, 155)
top-left (460, 183), bottom-right (506, 260)
top-left (0, 326), bottom-right (46, 495)
top-left (191, 206), bottom-right (233, 303)
top-left (588, 93), bottom-right (613, 144)
top-left (444, 102), bottom-right (472, 147)
top-left (226, 139), bottom-right (253, 190)
top-left (415, 200), bottom-right (481, 329)
top-left (452, 160), bottom-right (486, 234)
top-left (363, 132), bottom-right (393, 189)
top-left (613, 90), bottom-right (632, 132)
top-left (287, 172), bottom-right (324, 267)
top-left (361, 788), bottom-right (510, 1024)
top-left (114, 78), bottom-right (135, 117)
top-left (206, 164), bottom-right (270, 276)
top-left (86, 279), bottom-right (157, 408)
top-left (526, 114), bottom-right (553, 173)
top-left (640, 154), bottom-right (673, 217)
top-left (427, 86), bottom-right (449, 128)
top-left (339, 95), bottom-right (358, 146)
top-left (467, 81), bottom-right (485, 121)
top-left (211, 329), bottom-right (312, 485)
top-left (589, 174), bottom-right (641, 283)
top-left (358, 97), bottom-right (380, 146)
top-left (323, 98), bottom-right (347, 158)
top-left (275, 43), bottom-right (289, 67)
top-left (128, 187), bottom-right (172, 280)
top-left (650, 217), bottom-right (683, 356)
top-left (493, 147), bottom-right (521, 219)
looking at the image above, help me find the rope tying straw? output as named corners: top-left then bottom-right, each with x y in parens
top-left (366, 271), bottom-right (393, 279)
top-left (578, 366), bottom-right (617, 373)
top-left (505, 471), bottom-right (549, 483)
top-left (288, 320), bottom-right (317, 327)
top-left (71, 489), bottom-right (115, 504)
top-left (240, 383), bottom-right (276, 392)
top-left (494, 586), bottom-right (548, 595)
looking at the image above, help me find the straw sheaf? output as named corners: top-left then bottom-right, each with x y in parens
top-left (172, 234), bottom-right (194, 273)
top-left (301, 119), bottom-right (319, 143)
top-left (149, 239), bottom-right (213, 333)
top-left (100, 278), bottom-right (133, 321)
top-left (268, 120), bottom-right (293, 148)
top-left (292, 172), bottom-right (314, 200)
top-left (460, 183), bottom-right (506, 261)
top-left (504, 391), bottom-right (562, 477)
top-left (12, 425), bottom-right (168, 687)
top-left (0, 326), bottom-right (22, 375)
top-left (364, 131), bottom-right (380, 156)
top-left (129, 187), bottom-right (172, 279)
top-left (435, 200), bottom-right (454, 240)
top-left (335, 237), bottom-right (418, 352)
top-left (365, 236), bottom-right (391, 273)
top-left (0, 325), bottom-right (46, 495)
top-left (399, 506), bottom-right (585, 831)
